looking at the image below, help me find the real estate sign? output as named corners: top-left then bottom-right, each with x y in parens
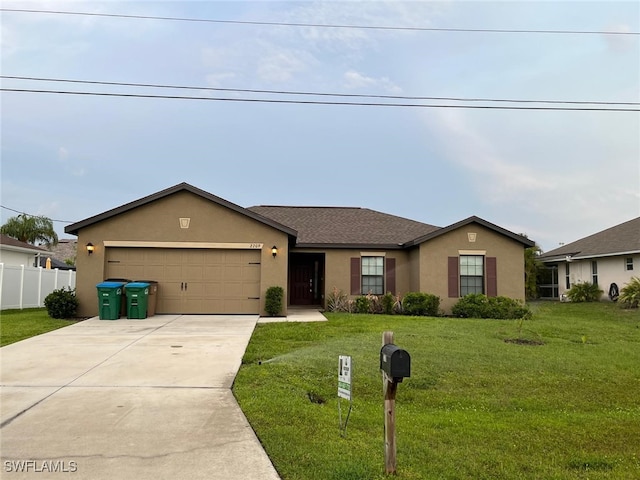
top-left (338, 355), bottom-right (352, 401)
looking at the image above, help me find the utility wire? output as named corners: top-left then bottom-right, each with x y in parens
top-left (0, 205), bottom-right (75, 224)
top-left (2, 88), bottom-right (638, 111)
top-left (3, 76), bottom-right (638, 106)
top-left (2, 8), bottom-right (638, 36)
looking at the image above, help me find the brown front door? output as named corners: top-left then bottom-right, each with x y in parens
top-left (289, 253), bottom-right (324, 306)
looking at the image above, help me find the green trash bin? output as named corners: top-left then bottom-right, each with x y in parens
top-left (125, 282), bottom-right (150, 319)
top-left (96, 282), bottom-right (125, 320)
top-left (105, 278), bottom-right (131, 317)
top-left (134, 280), bottom-right (158, 316)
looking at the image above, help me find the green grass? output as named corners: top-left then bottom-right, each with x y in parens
top-left (0, 308), bottom-right (80, 347)
top-left (234, 302), bottom-right (640, 479)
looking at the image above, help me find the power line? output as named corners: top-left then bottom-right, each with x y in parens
top-left (3, 76), bottom-right (638, 106)
top-left (2, 8), bottom-right (638, 36)
top-left (0, 205), bottom-right (75, 224)
top-left (2, 87), bottom-right (638, 111)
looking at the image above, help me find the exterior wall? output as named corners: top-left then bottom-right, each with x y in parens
top-left (408, 247), bottom-right (420, 292)
top-left (75, 191), bottom-right (289, 316)
top-left (0, 249), bottom-right (38, 267)
top-left (418, 223), bottom-right (527, 313)
top-left (321, 248), bottom-right (412, 302)
top-left (557, 254), bottom-right (640, 300)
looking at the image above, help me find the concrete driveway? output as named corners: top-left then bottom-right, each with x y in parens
top-left (0, 315), bottom-right (280, 480)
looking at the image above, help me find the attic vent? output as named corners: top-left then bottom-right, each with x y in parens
top-left (179, 218), bottom-right (191, 229)
top-left (467, 232), bottom-right (477, 243)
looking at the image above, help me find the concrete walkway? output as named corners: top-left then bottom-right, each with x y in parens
top-left (0, 315), bottom-right (282, 480)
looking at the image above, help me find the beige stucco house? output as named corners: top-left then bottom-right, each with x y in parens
top-left (65, 183), bottom-right (534, 316)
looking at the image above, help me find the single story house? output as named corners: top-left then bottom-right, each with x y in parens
top-left (65, 183), bottom-right (535, 316)
top-left (0, 234), bottom-right (49, 267)
top-left (538, 216), bottom-right (640, 300)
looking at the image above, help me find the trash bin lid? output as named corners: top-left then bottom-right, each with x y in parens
top-left (97, 281), bottom-right (126, 288)
top-left (126, 282), bottom-right (150, 288)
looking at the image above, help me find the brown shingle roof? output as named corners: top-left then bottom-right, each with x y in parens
top-left (539, 216), bottom-right (640, 261)
top-left (0, 234), bottom-right (48, 252)
top-left (247, 206), bottom-right (440, 248)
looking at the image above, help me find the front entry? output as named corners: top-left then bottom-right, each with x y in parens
top-left (289, 253), bottom-right (325, 306)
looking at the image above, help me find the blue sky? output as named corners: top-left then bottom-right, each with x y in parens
top-left (2, 1), bottom-right (638, 252)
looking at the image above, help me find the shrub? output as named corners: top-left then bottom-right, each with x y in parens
top-left (566, 282), bottom-right (604, 303)
top-left (354, 296), bottom-right (371, 314)
top-left (265, 286), bottom-right (284, 316)
top-left (619, 277), bottom-right (640, 308)
top-left (452, 293), bottom-right (488, 318)
top-left (381, 292), bottom-right (395, 315)
top-left (44, 287), bottom-right (79, 319)
top-left (452, 294), bottom-right (530, 319)
top-left (326, 287), bottom-right (350, 312)
top-left (402, 292), bottom-right (440, 317)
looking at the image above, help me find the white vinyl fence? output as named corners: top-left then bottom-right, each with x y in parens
top-left (0, 263), bottom-right (76, 310)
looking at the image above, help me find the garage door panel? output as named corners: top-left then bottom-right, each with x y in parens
top-left (105, 247), bottom-right (262, 314)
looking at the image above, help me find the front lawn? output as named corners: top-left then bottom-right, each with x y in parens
top-left (234, 302), bottom-right (640, 479)
top-left (0, 308), bottom-right (79, 347)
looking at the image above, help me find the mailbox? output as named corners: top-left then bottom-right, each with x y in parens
top-left (380, 344), bottom-right (411, 382)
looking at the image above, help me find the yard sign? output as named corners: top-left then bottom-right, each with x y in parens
top-left (338, 355), bottom-right (352, 400)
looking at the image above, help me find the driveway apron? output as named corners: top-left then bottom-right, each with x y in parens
top-left (0, 315), bottom-right (281, 480)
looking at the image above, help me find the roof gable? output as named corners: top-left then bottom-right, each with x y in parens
top-left (539, 216), bottom-right (640, 261)
top-left (248, 205), bottom-right (440, 248)
top-left (405, 216), bottom-right (535, 248)
top-left (65, 183), bottom-right (297, 237)
top-left (0, 234), bottom-right (48, 253)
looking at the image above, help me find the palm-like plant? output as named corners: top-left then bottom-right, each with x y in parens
top-left (1, 214), bottom-right (58, 247)
top-left (619, 277), bottom-right (640, 308)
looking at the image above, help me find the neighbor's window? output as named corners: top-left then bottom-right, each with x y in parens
top-left (361, 256), bottom-right (384, 295)
top-left (591, 261), bottom-right (598, 286)
top-left (626, 257), bottom-right (634, 271)
top-left (565, 263), bottom-right (571, 290)
top-left (460, 255), bottom-right (484, 296)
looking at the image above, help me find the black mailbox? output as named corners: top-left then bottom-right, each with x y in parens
top-left (380, 344), bottom-right (411, 382)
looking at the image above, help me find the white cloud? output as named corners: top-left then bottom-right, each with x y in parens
top-left (602, 24), bottom-right (635, 53)
top-left (257, 49), bottom-right (314, 83)
top-left (343, 70), bottom-right (402, 93)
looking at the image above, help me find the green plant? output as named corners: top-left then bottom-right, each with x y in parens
top-left (452, 294), bottom-right (530, 319)
top-left (354, 295), bottom-right (371, 314)
top-left (402, 292), bottom-right (440, 316)
top-left (567, 281), bottom-right (604, 302)
top-left (264, 286), bottom-right (284, 316)
top-left (381, 292), bottom-right (395, 315)
top-left (43, 287), bottom-right (79, 319)
top-left (619, 276), bottom-right (640, 308)
top-left (326, 287), bottom-right (349, 312)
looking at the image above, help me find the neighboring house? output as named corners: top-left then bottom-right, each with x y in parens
top-left (65, 183), bottom-right (534, 317)
top-left (41, 238), bottom-right (77, 269)
top-left (538, 217), bottom-right (640, 301)
top-left (36, 256), bottom-right (76, 271)
top-left (0, 234), bottom-right (48, 267)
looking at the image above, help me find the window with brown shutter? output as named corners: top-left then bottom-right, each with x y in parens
top-left (448, 256), bottom-right (459, 298)
top-left (486, 257), bottom-right (497, 297)
top-left (350, 257), bottom-right (361, 295)
top-left (385, 258), bottom-right (396, 295)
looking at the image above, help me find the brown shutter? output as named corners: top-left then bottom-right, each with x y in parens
top-left (448, 256), bottom-right (459, 298)
top-left (385, 258), bottom-right (396, 295)
top-left (486, 257), bottom-right (497, 297)
top-left (350, 257), bottom-right (361, 295)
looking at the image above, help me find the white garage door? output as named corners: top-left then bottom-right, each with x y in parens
top-left (105, 248), bottom-right (261, 314)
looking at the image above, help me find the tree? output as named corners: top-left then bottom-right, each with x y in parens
top-left (524, 245), bottom-right (544, 299)
top-left (1, 214), bottom-right (58, 247)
